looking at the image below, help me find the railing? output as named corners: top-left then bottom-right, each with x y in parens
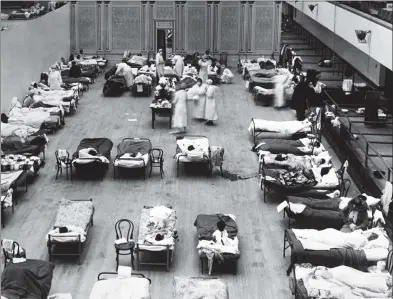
top-left (323, 90), bottom-right (393, 183)
top-left (334, 1), bottom-right (393, 26)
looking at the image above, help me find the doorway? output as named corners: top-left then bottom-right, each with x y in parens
top-left (156, 29), bottom-right (173, 61)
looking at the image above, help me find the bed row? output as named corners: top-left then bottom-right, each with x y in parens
top-left (60, 135), bottom-right (224, 180)
top-left (247, 114), bottom-right (393, 298)
top-left (1, 55), bottom-right (108, 228)
top-left (1, 257), bottom-right (230, 299)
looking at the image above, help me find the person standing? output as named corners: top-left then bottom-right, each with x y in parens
top-left (156, 49), bottom-right (165, 79)
top-left (198, 57), bottom-right (209, 82)
top-left (170, 83), bottom-right (188, 134)
top-left (188, 78), bottom-right (207, 120)
top-left (220, 65), bottom-right (234, 84)
top-left (48, 64), bottom-right (63, 90)
top-left (205, 79), bottom-right (219, 125)
top-left (291, 74), bottom-right (309, 121)
top-left (173, 55), bottom-right (184, 78)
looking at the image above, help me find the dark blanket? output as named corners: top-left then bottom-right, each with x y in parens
top-left (1, 259), bottom-right (55, 299)
top-left (286, 230), bottom-right (368, 270)
top-left (287, 206), bottom-right (344, 230)
top-left (286, 196), bottom-right (341, 211)
top-left (1, 136), bottom-right (46, 156)
top-left (175, 77), bottom-right (197, 90)
top-left (253, 139), bottom-right (307, 155)
top-left (263, 169), bottom-right (317, 192)
top-left (116, 140), bottom-right (151, 157)
top-left (105, 65), bottom-right (118, 80)
top-left (194, 214), bottom-right (238, 241)
top-left (73, 138), bottom-right (113, 160)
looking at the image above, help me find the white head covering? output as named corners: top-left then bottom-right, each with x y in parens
top-left (206, 79), bottom-right (213, 85)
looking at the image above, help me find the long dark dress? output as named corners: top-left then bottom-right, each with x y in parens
top-left (291, 82), bottom-right (310, 121)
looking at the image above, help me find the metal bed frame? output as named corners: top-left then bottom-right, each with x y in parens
top-left (113, 138), bottom-right (152, 180)
top-left (290, 249), bottom-right (393, 299)
top-left (97, 271), bottom-right (151, 283)
top-left (175, 135), bottom-right (213, 178)
top-left (135, 205), bottom-right (175, 272)
top-left (47, 198), bottom-right (94, 265)
top-left (260, 158), bottom-right (349, 203)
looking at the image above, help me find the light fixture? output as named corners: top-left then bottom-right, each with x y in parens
top-left (355, 30), bottom-right (371, 43)
top-left (308, 4), bottom-right (318, 12)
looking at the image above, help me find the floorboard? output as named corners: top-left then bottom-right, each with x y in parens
top-left (1, 69), bottom-right (357, 299)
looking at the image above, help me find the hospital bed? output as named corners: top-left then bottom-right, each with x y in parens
top-left (72, 138), bottom-right (113, 180)
top-left (88, 272), bottom-right (151, 299)
top-left (283, 227), bottom-right (390, 276)
top-left (2, 133), bottom-right (48, 160)
top-left (1, 189), bottom-right (13, 228)
top-left (175, 135), bottom-right (224, 178)
top-left (249, 109), bottom-right (322, 144)
top-left (1, 170), bottom-right (29, 197)
top-left (132, 74), bottom-right (153, 97)
top-left (135, 206), bottom-right (177, 271)
top-left (194, 214), bottom-right (240, 275)
top-left (34, 89), bottom-right (79, 115)
top-left (125, 55), bottom-right (148, 69)
top-left (260, 161), bottom-right (349, 202)
top-left (173, 276), bottom-right (229, 299)
top-left (113, 138), bottom-right (152, 180)
top-left (1, 259), bottom-right (55, 299)
top-left (290, 258), bottom-right (393, 299)
top-left (103, 75), bottom-right (127, 96)
top-left (47, 198), bottom-right (94, 264)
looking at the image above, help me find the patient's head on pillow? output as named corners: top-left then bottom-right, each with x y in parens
top-left (320, 167), bottom-right (330, 177)
top-left (88, 149), bottom-right (97, 156)
top-left (217, 220), bottom-right (226, 232)
top-left (351, 195), bottom-right (368, 211)
top-left (367, 232), bottom-right (379, 241)
top-left (155, 234), bottom-right (164, 241)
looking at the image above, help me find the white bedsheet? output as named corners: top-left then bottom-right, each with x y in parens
top-left (312, 167), bottom-right (339, 189)
top-left (298, 265), bottom-right (392, 299)
top-left (114, 153), bottom-right (149, 168)
top-left (88, 277), bottom-right (151, 299)
top-left (293, 227), bottom-right (389, 253)
top-left (248, 119), bottom-right (312, 135)
top-left (1, 123), bottom-right (39, 139)
top-left (73, 148), bottom-right (109, 164)
top-left (176, 137), bottom-right (209, 162)
top-left (8, 108), bottom-right (50, 129)
top-left (47, 225), bottom-right (86, 243)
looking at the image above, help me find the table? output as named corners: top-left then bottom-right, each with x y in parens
top-left (150, 107), bottom-right (172, 129)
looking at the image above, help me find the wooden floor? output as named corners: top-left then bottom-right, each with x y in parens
top-left (1, 70), bottom-right (358, 299)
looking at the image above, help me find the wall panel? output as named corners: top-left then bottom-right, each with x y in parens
top-left (78, 6), bottom-right (96, 50)
top-left (111, 5), bottom-right (141, 50)
top-left (156, 1), bottom-right (174, 19)
top-left (254, 4), bottom-right (274, 52)
top-left (218, 3), bottom-right (240, 52)
top-left (186, 2), bottom-right (206, 52)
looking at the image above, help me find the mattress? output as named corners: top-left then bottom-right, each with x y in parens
top-left (173, 277), bottom-right (228, 299)
top-left (248, 119), bottom-right (312, 135)
top-left (285, 229), bottom-right (368, 270)
top-left (1, 170), bottom-right (28, 193)
top-left (175, 136), bottom-right (210, 163)
top-left (88, 276), bottom-right (151, 299)
top-left (42, 115), bottom-right (61, 130)
top-left (137, 206), bottom-right (176, 251)
top-left (1, 259), bottom-right (55, 299)
top-left (114, 139), bottom-right (151, 168)
top-left (53, 199), bottom-right (93, 231)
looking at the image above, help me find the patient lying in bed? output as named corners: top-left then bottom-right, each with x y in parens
top-left (197, 220), bottom-right (240, 275)
top-left (248, 119), bottom-right (312, 135)
top-left (260, 151), bottom-right (331, 171)
top-left (296, 264), bottom-right (392, 299)
top-left (73, 148), bottom-right (109, 164)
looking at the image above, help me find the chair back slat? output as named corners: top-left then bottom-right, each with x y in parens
top-left (115, 219), bottom-right (134, 241)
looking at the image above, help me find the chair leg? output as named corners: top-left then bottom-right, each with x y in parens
top-left (115, 251), bottom-right (119, 271)
top-left (55, 167), bottom-right (60, 180)
top-left (149, 163), bottom-right (153, 178)
top-left (70, 166), bottom-right (73, 182)
top-left (66, 167), bottom-right (69, 181)
top-left (131, 250), bottom-right (135, 270)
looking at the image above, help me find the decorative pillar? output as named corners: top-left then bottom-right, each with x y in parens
top-left (207, 1), bottom-right (213, 51)
top-left (275, 1), bottom-right (282, 53)
top-left (149, 1), bottom-right (155, 51)
top-left (96, 1), bottom-right (103, 52)
top-left (180, 1), bottom-right (186, 51)
top-left (175, 1), bottom-right (181, 52)
top-left (104, 1), bottom-right (110, 52)
top-left (247, 1), bottom-right (254, 53)
top-left (70, 1), bottom-right (77, 52)
top-left (240, 1), bottom-right (246, 53)
top-left (142, 1), bottom-right (148, 51)
top-left (213, 1), bottom-right (220, 53)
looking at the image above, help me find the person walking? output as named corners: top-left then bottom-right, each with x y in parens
top-left (170, 83), bottom-right (188, 134)
top-left (205, 79), bottom-right (219, 125)
top-left (173, 55), bottom-right (184, 78)
top-left (156, 49), bottom-right (165, 79)
top-left (188, 78), bottom-right (207, 120)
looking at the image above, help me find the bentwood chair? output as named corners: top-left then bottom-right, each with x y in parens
top-left (1, 239), bottom-right (26, 266)
top-left (55, 150), bottom-right (73, 181)
top-left (149, 148), bottom-right (164, 179)
top-left (114, 219), bottom-right (135, 270)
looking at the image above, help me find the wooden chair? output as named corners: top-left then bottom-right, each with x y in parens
top-left (1, 239), bottom-right (26, 266)
top-left (149, 148), bottom-right (164, 179)
top-left (114, 219), bottom-right (135, 270)
top-left (55, 150), bottom-right (73, 181)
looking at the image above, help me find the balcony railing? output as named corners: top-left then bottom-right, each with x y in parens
top-left (335, 1), bottom-right (393, 25)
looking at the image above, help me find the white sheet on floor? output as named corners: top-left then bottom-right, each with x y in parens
top-left (88, 277), bottom-right (151, 299)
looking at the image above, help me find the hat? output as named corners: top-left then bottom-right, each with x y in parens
top-left (206, 79), bottom-right (213, 85)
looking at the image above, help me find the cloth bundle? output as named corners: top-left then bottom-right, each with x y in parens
top-left (134, 74), bottom-right (152, 85)
top-left (1, 154), bottom-right (40, 172)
